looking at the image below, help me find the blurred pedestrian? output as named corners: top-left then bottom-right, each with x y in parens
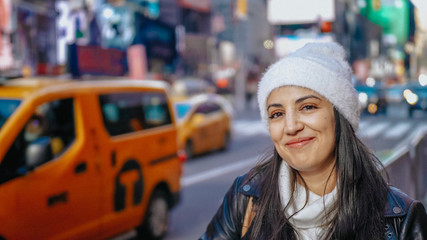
top-left (200, 42), bottom-right (427, 240)
top-left (24, 114), bottom-right (46, 142)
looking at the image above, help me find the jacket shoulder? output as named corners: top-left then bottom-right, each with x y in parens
top-left (236, 170), bottom-right (263, 198)
top-left (385, 186), bottom-right (416, 217)
top-left (385, 187), bottom-right (427, 238)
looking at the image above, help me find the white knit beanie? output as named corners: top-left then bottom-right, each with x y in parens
top-left (258, 42), bottom-right (360, 131)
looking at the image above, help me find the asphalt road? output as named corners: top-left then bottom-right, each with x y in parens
top-left (167, 130), bottom-right (271, 240)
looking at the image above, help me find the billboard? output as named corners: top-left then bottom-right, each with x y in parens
top-left (360, 0), bottom-right (409, 45)
top-left (274, 34), bottom-right (335, 58)
top-left (267, 0), bottom-right (335, 25)
top-left (77, 45), bottom-right (125, 76)
top-left (179, 0), bottom-right (210, 12)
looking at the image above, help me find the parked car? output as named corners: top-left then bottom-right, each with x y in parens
top-left (174, 94), bottom-right (233, 159)
top-left (403, 82), bottom-right (427, 117)
top-left (354, 82), bottom-right (388, 115)
top-left (0, 78), bottom-right (183, 240)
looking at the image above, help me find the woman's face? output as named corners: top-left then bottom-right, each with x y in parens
top-left (267, 86), bottom-right (336, 177)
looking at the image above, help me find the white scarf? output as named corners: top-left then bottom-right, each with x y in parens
top-left (278, 161), bottom-right (337, 240)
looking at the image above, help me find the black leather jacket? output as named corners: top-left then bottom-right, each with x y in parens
top-left (200, 173), bottom-right (427, 240)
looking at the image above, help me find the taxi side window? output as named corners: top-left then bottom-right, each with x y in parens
top-left (195, 102), bottom-right (221, 115)
top-left (210, 103), bottom-right (221, 113)
top-left (0, 98), bottom-right (75, 184)
top-left (99, 92), bottom-right (172, 136)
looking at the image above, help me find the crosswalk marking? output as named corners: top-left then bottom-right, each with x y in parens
top-left (233, 119), bottom-right (427, 141)
top-left (358, 119), bottom-right (371, 131)
top-left (382, 122), bottom-right (412, 139)
top-left (359, 122), bottom-right (391, 138)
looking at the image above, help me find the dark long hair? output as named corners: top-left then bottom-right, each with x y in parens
top-left (245, 108), bottom-right (389, 240)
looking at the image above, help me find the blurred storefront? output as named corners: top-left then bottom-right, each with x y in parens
top-left (264, 0), bottom-right (414, 85)
top-left (177, 0), bottom-right (212, 78)
top-left (1, 0), bottom-right (269, 84)
top-left (59, 0), bottom-right (180, 79)
top-left (0, 0), bottom-right (58, 77)
top-left (211, 0), bottom-right (272, 109)
top-left (411, 0), bottom-right (427, 78)
top-left (1, 0), bottom-right (182, 79)
top-left (0, 0), bottom-right (13, 73)
top-left (136, 18), bottom-right (177, 75)
top-left (358, 0), bottom-right (412, 83)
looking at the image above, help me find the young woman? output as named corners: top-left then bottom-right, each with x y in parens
top-left (200, 42), bottom-right (427, 240)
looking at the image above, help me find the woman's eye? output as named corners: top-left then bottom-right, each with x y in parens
top-left (269, 112), bottom-right (283, 119)
top-left (302, 105), bottom-right (317, 111)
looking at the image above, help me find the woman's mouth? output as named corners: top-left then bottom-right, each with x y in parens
top-left (285, 137), bottom-right (315, 149)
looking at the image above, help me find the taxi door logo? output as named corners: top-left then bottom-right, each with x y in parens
top-left (114, 159), bottom-right (143, 211)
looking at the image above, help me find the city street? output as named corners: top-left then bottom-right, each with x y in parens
top-left (2, 0), bottom-right (427, 239)
top-left (162, 104), bottom-right (427, 240)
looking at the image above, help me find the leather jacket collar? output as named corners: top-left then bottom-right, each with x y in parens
top-left (238, 173), bottom-right (414, 219)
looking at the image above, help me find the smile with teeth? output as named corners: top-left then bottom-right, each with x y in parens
top-left (285, 137), bottom-right (315, 148)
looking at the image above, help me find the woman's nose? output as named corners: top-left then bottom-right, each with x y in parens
top-left (283, 112), bottom-right (303, 135)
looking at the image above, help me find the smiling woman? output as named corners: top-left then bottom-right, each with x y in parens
top-left (200, 42), bottom-right (427, 240)
top-left (267, 87), bottom-right (336, 196)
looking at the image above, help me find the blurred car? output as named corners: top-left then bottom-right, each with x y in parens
top-left (355, 82), bottom-right (388, 115)
top-left (402, 81), bottom-right (427, 117)
top-left (171, 77), bottom-right (216, 100)
top-left (385, 83), bottom-right (405, 104)
top-left (174, 93), bottom-right (233, 159)
top-left (0, 78), bottom-right (182, 239)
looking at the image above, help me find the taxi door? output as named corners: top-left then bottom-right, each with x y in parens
top-left (205, 103), bottom-right (226, 149)
top-left (193, 102), bottom-right (224, 152)
top-left (95, 91), bottom-right (179, 238)
top-left (190, 103), bottom-right (212, 153)
top-left (0, 95), bottom-right (103, 239)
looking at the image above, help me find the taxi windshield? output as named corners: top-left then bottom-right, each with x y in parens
top-left (175, 103), bottom-right (192, 119)
top-left (0, 99), bottom-right (21, 129)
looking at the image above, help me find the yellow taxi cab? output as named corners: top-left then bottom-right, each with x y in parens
top-left (0, 78), bottom-right (183, 240)
top-left (174, 94), bottom-right (233, 159)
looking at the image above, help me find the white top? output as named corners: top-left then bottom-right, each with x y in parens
top-left (278, 162), bottom-right (337, 240)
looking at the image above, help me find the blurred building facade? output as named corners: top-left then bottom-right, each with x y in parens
top-left (0, 0), bottom-right (273, 81)
top-left (0, 0), bottom-right (425, 88)
top-left (0, 0), bottom-right (182, 78)
top-left (1, 0), bottom-right (58, 77)
top-left (266, 0), bottom-right (416, 85)
top-left (411, 0), bottom-right (427, 78)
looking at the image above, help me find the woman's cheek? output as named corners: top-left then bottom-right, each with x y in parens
top-left (269, 122), bottom-right (282, 140)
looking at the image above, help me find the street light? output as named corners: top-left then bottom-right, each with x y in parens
top-left (263, 39), bottom-right (274, 49)
top-left (419, 74), bottom-right (427, 86)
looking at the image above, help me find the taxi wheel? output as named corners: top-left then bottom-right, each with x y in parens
top-left (138, 190), bottom-right (169, 240)
top-left (185, 141), bottom-right (193, 160)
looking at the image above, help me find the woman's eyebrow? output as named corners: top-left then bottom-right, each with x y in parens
top-left (267, 95), bottom-right (321, 111)
top-left (295, 95), bottom-right (321, 104)
top-left (267, 103), bottom-right (282, 111)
